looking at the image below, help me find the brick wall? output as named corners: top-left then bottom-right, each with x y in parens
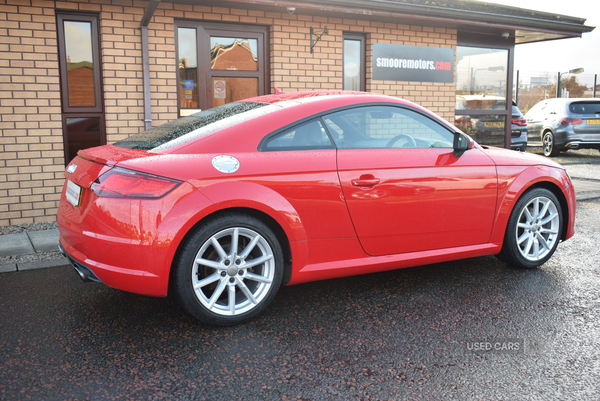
top-left (0, 0), bottom-right (457, 226)
top-left (0, 0), bottom-right (62, 226)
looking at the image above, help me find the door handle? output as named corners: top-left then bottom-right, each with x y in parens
top-left (352, 178), bottom-right (380, 187)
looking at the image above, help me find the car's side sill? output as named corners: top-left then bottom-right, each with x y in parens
top-left (289, 243), bottom-right (501, 285)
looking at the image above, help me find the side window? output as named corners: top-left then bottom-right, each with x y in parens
top-left (262, 119), bottom-right (334, 151)
top-left (529, 101), bottom-right (547, 117)
top-left (322, 106), bottom-right (454, 149)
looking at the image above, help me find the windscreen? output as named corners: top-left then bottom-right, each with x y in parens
top-left (569, 101), bottom-right (600, 115)
top-left (114, 102), bottom-right (268, 150)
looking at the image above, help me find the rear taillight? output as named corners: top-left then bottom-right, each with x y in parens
top-left (91, 167), bottom-right (181, 198)
top-left (511, 117), bottom-right (527, 126)
top-left (560, 118), bottom-right (583, 125)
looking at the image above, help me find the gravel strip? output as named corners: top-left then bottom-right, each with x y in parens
top-left (528, 148), bottom-right (600, 164)
top-left (1, 222), bottom-right (62, 266)
top-left (0, 221), bottom-right (58, 236)
top-left (0, 250), bottom-right (65, 265)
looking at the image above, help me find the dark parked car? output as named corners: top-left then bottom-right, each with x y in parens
top-left (524, 98), bottom-right (600, 157)
top-left (474, 100), bottom-right (528, 151)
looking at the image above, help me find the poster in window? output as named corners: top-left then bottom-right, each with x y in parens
top-left (214, 80), bottom-right (226, 99)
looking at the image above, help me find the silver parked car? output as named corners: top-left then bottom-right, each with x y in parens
top-left (525, 98), bottom-right (600, 157)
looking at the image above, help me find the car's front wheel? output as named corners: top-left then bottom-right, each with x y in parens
top-left (173, 213), bottom-right (283, 325)
top-left (542, 131), bottom-right (560, 157)
top-left (497, 188), bottom-right (563, 269)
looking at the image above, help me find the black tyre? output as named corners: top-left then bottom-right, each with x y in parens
top-left (542, 131), bottom-right (560, 157)
top-left (173, 213), bottom-right (283, 326)
top-left (496, 188), bottom-right (563, 269)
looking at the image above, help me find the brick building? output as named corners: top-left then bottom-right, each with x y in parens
top-left (0, 0), bottom-right (593, 226)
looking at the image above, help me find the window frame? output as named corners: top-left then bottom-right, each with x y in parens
top-left (175, 20), bottom-right (270, 113)
top-left (259, 103), bottom-right (457, 152)
top-left (261, 118), bottom-right (335, 152)
top-left (61, 114), bottom-right (106, 163)
top-left (456, 32), bottom-right (515, 148)
top-left (322, 105), bottom-right (455, 150)
top-left (56, 13), bottom-right (103, 114)
top-left (342, 33), bottom-right (366, 92)
top-left (57, 12), bottom-right (105, 164)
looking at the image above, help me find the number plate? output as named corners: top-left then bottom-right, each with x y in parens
top-left (587, 119), bottom-right (600, 125)
top-left (66, 180), bottom-right (82, 207)
top-left (484, 122), bottom-right (504, 128)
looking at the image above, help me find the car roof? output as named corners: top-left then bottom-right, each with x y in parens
top-left (242, 90), bottom-right (374, 105)
top-left (115, 91), bottom-right (436, 152)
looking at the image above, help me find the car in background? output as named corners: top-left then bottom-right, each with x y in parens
top-left (524, 98), bottom-right (600, 157)
top-left (474, 100), bottom-right (528, 151)
top-left (454, 102), bottom-right (472, 134)
top-left (57, 91), bottom-right (575, 326)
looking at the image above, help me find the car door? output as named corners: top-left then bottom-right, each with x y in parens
top-left (258, 117), bottom-right (357, 241)
top-left (525, 100), bottom-right (549, 139)
top-left (323, 105), bottom-right (498, 257)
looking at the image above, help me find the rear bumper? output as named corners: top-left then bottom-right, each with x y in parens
top-left (510, 143), bottom-right (527, 151)
top-left (564, 140), bottom-right (600, 150)
top-left (59, 243), bottom-right (102, 283)
top-left (58, 235), bottom-right (168, 297)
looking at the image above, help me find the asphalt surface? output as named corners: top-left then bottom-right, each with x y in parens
top-left (2, 148), bottom-right (600, 400)
top-left (1, 197), bottom-right (600, 400)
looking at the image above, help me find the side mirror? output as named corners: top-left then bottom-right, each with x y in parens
top-left (453, 132), bottom-right (472, 157)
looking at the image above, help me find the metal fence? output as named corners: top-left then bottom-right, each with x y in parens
top-left (514, 71), bottom-right (599, 114)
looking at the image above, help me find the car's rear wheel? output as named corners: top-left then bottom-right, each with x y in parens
top-left (542, 131), bottom-right (560, 157)
top-left (497, 188), bottom-right (562, 269)
top-left (173, 213), bottom-right (283, 326)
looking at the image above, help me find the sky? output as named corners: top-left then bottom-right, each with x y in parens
top-left (474, 0), bottom-right (600, 82)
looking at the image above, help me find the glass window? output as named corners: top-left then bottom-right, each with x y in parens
top-left (57, 13), bottom-right (104, 165)
top-left (179, 28), bottom-right (198, 110)
top-left (64, 21), bottom-right (95, 107)
top-left (343, 39), bottom-right (362, 91)
top-left (569, 101), bottom-right (600, 114)
top-left (263, 119), bottom-right (334, 151)
top-left (211, 37), bottom-right (258, 71)
top-left (211, 77), bottom-right (258, 108)
top-left (175, 22), bottom-right (268, 111)
top-left (64, 117), bottom-right (102, 163)
top-left (57, 14), bottom-right (102, 113)
top-left (525, 100), bottom-right (549, 118)
top-left (469, 115), bottom-right (506, 148)
top-left (323, 106), bottom-right (454, 149)
top-left (456, 46), bottom-right (508, 111)
top-left (116, 102), bottom-right (271, 150)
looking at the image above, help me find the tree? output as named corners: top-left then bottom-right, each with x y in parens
top-left (560, 75), bottom-right (587, 98)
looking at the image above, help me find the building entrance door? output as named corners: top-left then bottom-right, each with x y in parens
top-left (176, 22), bottom-right (269, 115)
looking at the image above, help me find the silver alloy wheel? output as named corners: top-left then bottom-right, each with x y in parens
top-left (191, 227), bottom-right (275, 316)
top-left (515, 195), bottom-right (560, 261)
top-left (543, 132), bottom-right (554, 157)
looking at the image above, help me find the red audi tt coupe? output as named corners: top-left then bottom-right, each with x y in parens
top-left (57, 91), bottom-right (576, 325)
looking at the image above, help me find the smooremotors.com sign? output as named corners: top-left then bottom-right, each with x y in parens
top-left (373, 43), bottom-right (454, 83)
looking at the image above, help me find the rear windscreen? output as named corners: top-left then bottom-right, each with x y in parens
top-left (114, 102), bottom-right (268, 150)
top-left (569, 102), bottom-right (600, 115)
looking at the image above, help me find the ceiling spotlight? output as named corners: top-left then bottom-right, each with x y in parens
top-left (286, 7), bottom-right (296, 14)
